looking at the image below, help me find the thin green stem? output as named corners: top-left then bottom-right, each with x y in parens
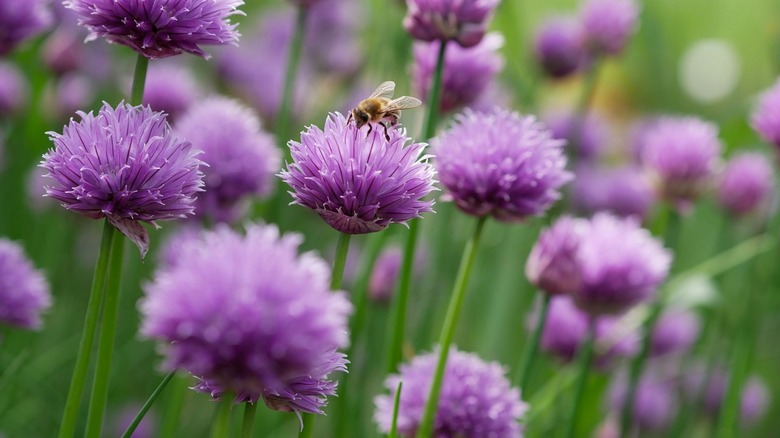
top-left (389, 382), bottom-right (403, 438)
top-left (563, 320), bottom-right (596, 438)
top-left (299, 415), bottom-right (313, 438)
top-left (58, 221), bottom-right (115, 438)
top-left (85, 229), bottom-right (126, 438)
top-left (241, 402), bottom-right (257, 438)
top-left (121, 370), bottom-right (176, 438)
top-left (210, 395), bottom-right (234, 438)
top-left (159, 375), bottom-right (188, 438)
top-left (130, 55), bottom-right (149, 106)
top-left (331, 233), bottom-right (352, 290)
top-left (421, 40), bottom-right (448, 140)
top-left (515, 293), bottom-right (552, 390)
top-left (415, 216), bottom-right (487, 438)
top-left (275, 5), bottom-right (308, 151)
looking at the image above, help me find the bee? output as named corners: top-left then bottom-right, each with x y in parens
top-left (348, 81), bottom-right (422, 141)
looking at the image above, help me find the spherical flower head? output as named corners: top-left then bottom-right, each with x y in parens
top-left (544, 111), bottom-right (609, 162)
top-left (650, 308), bottom-right (700, 357)
top-left (64, 0), bottom-right (245, 59)
top-left (280, 112), bottom-right (436, 234)
top-left (142, 63), bottom-right (200, 121)
top-left (412, 33), bottom-right (504, 114)
top-left (740, 377), bottom-right (769, 426)
top-left (571, 165), bottom-right (656, 220)
top-left (641, 116), bottom-right (722, 210)
top-left (580, 0), bottom-right (639, 56)
top-left (0, 62), bottom-right (29, 116)
top-left (0, 239), bottom-right (51, 330)
top-left (609, 369), bottom-right (677, 432)
top-left (374, 347), bottom-right (527, 437)
top-left (573, 213), bottom-right (671, 315)
top-left (525, 216), bottom-right (588, 295)
top-left (717, 153), bottom-right (774, 217)
top-left (751, 77), bottom-right (780, 149)
top-left (140, 223), bottom-right (353, 400)
top-left (0, 0), bottom-right (52, 56)
top-left (534, 16), bottom-right (585, 79)
top-left (41, 102), bottom-right (205, 257)
top-left (176, 96), bottom-right (280, 224)
top-left (403, 0), bottom-right (500, 48)
top-left (434, 108), bottom-right (571, 221)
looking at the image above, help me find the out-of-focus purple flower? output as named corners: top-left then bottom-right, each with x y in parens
top-left (41, 102), bottom-right (205, 257)
top-left (280, 112), bottom-right (436, 234)
top-left (368, 246), bottom-right (427, 303)
top-left (640, 116), bottom-right (722, 210)
top-left (0, 0), bottom-right (52, 56)
top-left (140, 224), bottom-right (352, 410)
top-left (717, 153), bottom-right (774, 217)
top-left (374, 346), bottom-right (527, 437)
top-left (157, 225), bottom-right (202, 269)
top-left (628, 117), bottom-right (660, 164)
top-left (412, 33), bottom-right (504, 114)
top-left (176, 96), bottom-right (279, 224)
top-left (433, 108), bottom-right (571, 221)
top-left (304, 0), bottom-right (363, 75)
top-left (571, 165), bottom-right (656, 219)
top-left (0, 62), bottom-right (29, 116)
top-left (46, 74), bottom-right (95, 120)
top-left (64, 0), bottom-right (244, 59)
top-left (0, 239), bottom-right (51, 330)
top-left (609, 368), bottom-right (677, 432)
top-left (752, 78), bottom-right (780, 149)
top-left (682, 366), bottom-right (768, 427)
top-left (573, 213), bottom-right (671, 315)
top-left (526, 216), bottom-right (588, 296)
top-left (544, 111), bottom-right (609, 162)
top-left (142, 63), bottom-right (200, 121)
top-left (580, 0), bottom-right (639, 56)
top-left (112, 404), bottom-right (156, 438)
top-left (403, 0), bottom-right (499, 48)
top-left (650, 308), bottom-right (700, 357)
top-left (26, 166), bottom-right (60, 212)
top-left (741, 377), bottom-right (769, 426)
top-left (534, 16), bottom-right (584, 79)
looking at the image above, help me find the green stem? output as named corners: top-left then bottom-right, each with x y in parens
top-left (421, 40), bottom-right (448, 139)
top-left (211, 395), bottom-right (234, 438)
top-left (299, 415), bottom-right (313, 438)
top-left (121, 370), bottom-right (176, 438)
top-left (159, 375), bottom-right (188, 438)
top-left (275, 5), bottom-right (308, 151)
top-left (415, 216), bottom-right (487, 438)
top-left (241, 402), bottom-right (257, 438)
top-left (389, 381), bottom-right (403, 438)
top-left (515, 293), bottom-right (552, 391)
top-left (130, 55), bottom-right (149, 106)
top-left (563, 320), bottom-right (596, 438)
top-left (331, 233), bottom-right (352, 290)
top-left (84, 229), bottom-right (126, 438)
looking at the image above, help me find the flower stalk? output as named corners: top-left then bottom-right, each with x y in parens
top-left (121, 370), bottom-right (177, 438)
top-left (515, 292), bottom-right (552, 390)
top-left (563, 319), bottom-right (596, 438)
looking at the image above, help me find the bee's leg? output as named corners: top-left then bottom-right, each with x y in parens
top-left (366, 123), bottom-right (373, 137)
top-left (382, 122), bottom-right (390, 142)
top-left (347, 112), bottom-right (353, 124)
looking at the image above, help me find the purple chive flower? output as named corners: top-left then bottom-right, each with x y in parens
top-left (751, 78), bottom-right (780, 149)
top-left (374, 347), bottom-right (527, 437)
top-left (368, 245), bottom-right (427, 303)
top-left (412, 33), bottom-right (504, 114)
top-left (0, 239), bottom-right (51, 330)
top-left (571, 165), bottom-right (656, 219)
top-left (573, 213), bottom-right (671, 315)
top-left (403, 0), bottom-right (500, 48)
top-left (609, 369), bottom-right (677, 432)
top-left (40, 102), bottom-right (205, 257)
top-left (650, 308), bottom-right (700, 357)
top-left (46, 74), bottom-right (95, 121)
top-left (533, 16), bottom-right (585, 79)
top-left (176, 96), bottom-right (280, 224)
top-left (64, 0), bottom-right (244, 59)
top-left (0, 0), bottom-right (52, 56)
top-left (140, 224), bottom-right (352, 411)
top-left (142, 63), bottom-right (200, 121)
top-left (525, 216), bottom-right (588, 296)
top-left (580, 0), bottom-right (640, 56)
top-left (280, 112), bottom-right (436, 234)
top-left (433, 108), bottom-right (572, 221)
top-left (641, 116), bottom-right (722, 210)
top-left (0, 62), bottom-right (29, 116)
top-left (544, 111), bottom-right (609, 162)
top-left (717, 153), bottom-right (774, 217)
top-left (740, 377), bottom-right (769, 426)
top-left (681, 366), bottom-right (769, 426)
top-left (157, 225), bottom-right (202, 269)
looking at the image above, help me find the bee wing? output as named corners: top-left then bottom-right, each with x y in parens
top-left (383, 96), bottom-right (423, 112)
top-left (369, 81), bottom-right (396, 99)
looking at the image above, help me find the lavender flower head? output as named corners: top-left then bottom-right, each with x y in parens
top-left (0, 0), bottom-right (52, 56)
top-left (609, 369), bottom-right (677, 432)
top-left (433, 108), bottom-right (572, 221)
top-left (580, 0), bottom-right (640, 56)
top-left (573, 213), bottom-right (671, 315)
top-left (374, 347), bottom-right (527, 437)
top-left (717, 153), bottom-right (774, 217)
top-left (534, 16), bottom-right (584, 79)
top-left (280, 112), bottom-right (436, 234)
top-left (571, 165), bottom-right (656, 219)
top-left (525, 216), bottom-right (588, 296)
top-left (650, 308), bottom-right (700, 357)
top-left (142, 63), bottom-right (200, 121)
top-left (0, 62), bottom-right (29, 116)
top-left (751, 77), bottom-right (780, 149)
top-left (545, 112), bottom-right (609, 162)
top-left (176, 96), bottom-right (280, 224)
top-left (682, 367), bottom-right (769, 426)
top-left (403, 0), bottom-right (500, 48)
top-left (369, 245), bottom-right (426, 303)
top-left (64, 0), bottom-right (244, 59)
top-left (0, 239), bottom-right (51, 330)
top-left (140, 224), bottom-right (353, 411)
top-left (41, 102), bottom-right (205, 257)
top-left (741, 377), bottom-right (769, 426)
top-left (412, 33), bottom-right (504, 114)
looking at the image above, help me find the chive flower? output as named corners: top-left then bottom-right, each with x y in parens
top-left (751, 77), bottom-right (780, 149)
top-left (533, 16), bottom-right (584, 79)
top-left (525, 216), bottom-right (588, 296)
top-left (609, 368), bottom-right (677, 432)
top-left (571, 165), bottom-right (655, 219)
top-left (580, 0), bottom-right (640, 56)
top-left (0, 239), bottom-right (51, 330)
top-left (142, 63), bottom-right (200, 121)
top-left (649, 308), bottom-right (700, 357)
top-left (544, 112), bottom-right (609, 162)
top-left (403, 0), bottom-right (500, 48)
top-left (0, 0), bottom-right (52, 56)
top-left (0, 62), bottom-right (29, 116)
top-left (717, 152), bottom-right (774, 218)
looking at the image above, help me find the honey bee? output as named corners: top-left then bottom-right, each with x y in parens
top-left (348, 81), bottom-right (422, 141)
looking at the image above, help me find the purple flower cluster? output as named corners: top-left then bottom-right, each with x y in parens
top-left (650, 308), bottom-right (700, 357)
top-left (534, 16), bottom-right (584, 78)
top-left (571, 165), bottom-right (655, 219)
top-left (580, 0), bottom-right (640, 56)
top-left (0, 0), bottom-right (52, 56)
top-left (0, 62), bottom-right (29, 116)
top-left (717, 153), bottom-right (774, 218)
top-left (142, 63), bottom-right (200, 121)
top-left (0, 239), bottom-right (51, 330)
top-left (752, 77), bottom-right (780, 149)
top-left (404, 0), bottom-right (500, 48)
top-left (544, 111), bottom-right (609, 161)
top-left (609, 368), bottom-right (678, 432)
top-left (526, 216), bottom-right (588, 296)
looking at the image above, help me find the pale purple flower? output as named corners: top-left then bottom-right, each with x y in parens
top-left (280, 112), bottom-right (436, 234)
top-left (64, 0), bottom-right (244, 59)
top-left (143, 63), bottom-right (200, 121)
top-left (682, 366), bottom-right (768, 426)
top-left (0, 0), bottom-right (52, 56)
top-left (41, 102), bottom-right (205, 257)
top-left (717, 153), bottom-right (774, 217)
top-left (404, 0), bottom-right (500, 48)
top-left (369, 245), bottom-right (426, 303)
top-left (533, 16), bottom-right (584, 79)
top-left (176, 96), bottom-right (279, 224)
top-left (374, 347), bottom-right (527, 437)
top-left (140, 224), bottom-right (352, 408)
top-left (412, 33), bottom-right (504, 114)
top-left (571, 165), bottom-right (655, 219)
top-left (580, 0), bottom-right (640, 56)
top-left (48, 74), bottom-right (95, 120)
top-left (525, 216), bottom-right (588, 296)
top-left (433, 108), bottom-right (572, 221)
top-left (0, 239), bottom-right (51, 330)
top-left (0, 62), bottom-right (29, 116)
top-left (544, 111), bottom-right (609, 162)
top-left (650, 308), bottom-right (700, 357)
top-left (157, 225), bottom-right (201, 269)
top-left (740, 377), bottom-right (769, 426)
top-left (609, 369), bottom-right (677, 432)
top-left (751, 77), bottom-right (780, 149)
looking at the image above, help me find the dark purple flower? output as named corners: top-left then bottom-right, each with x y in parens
top-left (64, 0), bottom-right (244, 59)
top-left (176, 96), bottom-right (280, 224)
top-left (412, 33), bottom-right (504, 114)
top-left (433, 108), bottom-right (572, 221)
top-left (580, 0), bottom-right (639, 56)
top-left (609, 368), bottom-right (677, 432)
top-left (751, 77), bottom-right (780, 149)
top-left (280, 112), bottom-right (436, 234)
top-left (374, 346), bottom-right (527, 437)
top-left (525, 216), bottom-right (588, 295)
top-left (534, 16), bottom-right (584, 79)
top-left (650, 308), bottom-right (700, 357)
top-left (41, 102), bottom-right (205, 257)
top-left (142, 63), bottom-right (200, 121)
top-left (717, 153), bottom-right (774, 217)
top-left (0, 62), bottom-right (29, 116)
top-left (571, 164), bottom-right (655, 219)
top-left (544, 111), bottom-right (609, 162)
top-left (141, 224), bottom-right (352, 406)
top-left (0, 0), bottom-right (52, 56)
top-left (0, 239), bottom-right (51, 330)
top-left (403, 0), bottom-right (499, 48)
